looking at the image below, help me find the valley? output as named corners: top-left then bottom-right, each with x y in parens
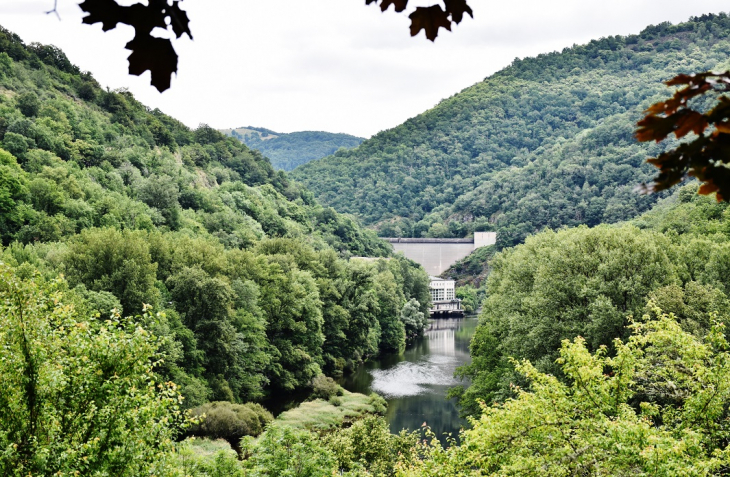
top-left (3, 9), bottom-right (730, 477)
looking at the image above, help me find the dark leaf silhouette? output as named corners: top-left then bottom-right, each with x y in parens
top-left (637, 71), bottom-right (730, 201)
top-left (126, 36), bottom-right (177, 92)
top-left (366, 0), bottom-right (473, 41)
top-left (443, 0), bottom-right (473, 24)
top-left (409, 5), bottom-right (451, 41)
top-left (380, 0), bottom-right (409, 12)
top-left (79, 0), bottom-right (191, 92)
top-left (79, 0), bottom-right (124, 31)
top-left (169, 1), bottom-right (193, 39)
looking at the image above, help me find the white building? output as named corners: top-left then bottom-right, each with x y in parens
top-left (429, 277), bottom-right (455, 302)
top-left (429, 277), bottom-right (463, 317)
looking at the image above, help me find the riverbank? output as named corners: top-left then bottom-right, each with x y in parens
top-left (339, 315), bottom-right (479, 444)
top-left (271, 390), bottom-right (387, 432)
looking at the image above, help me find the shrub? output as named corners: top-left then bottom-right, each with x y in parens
top-left (311, 374), bottom-right (343, 400)
top-left (188, 401), bottom-right (273, 452)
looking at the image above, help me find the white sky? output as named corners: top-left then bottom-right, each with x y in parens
top-left (1, 1), bottom-right (729, 137)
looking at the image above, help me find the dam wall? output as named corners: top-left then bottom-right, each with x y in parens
top-left (385, 232), bottom-right (496, 276)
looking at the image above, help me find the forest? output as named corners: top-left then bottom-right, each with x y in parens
top-left (6, 10), bottom-right (730, 477)
top-left (222, 126), bottom-right (364, 171)
top-left (0, 23), bottom-right (437, 474)
top-left (292, 14), bottom-right (730, 248)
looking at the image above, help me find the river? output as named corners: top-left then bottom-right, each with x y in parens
top-left (339, 315), bottom-right (479, 444)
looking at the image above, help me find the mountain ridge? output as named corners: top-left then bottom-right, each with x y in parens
top-left (222, 126), bottom-right (364, 171)
top-left (291, 14), bottom-right (730, 248)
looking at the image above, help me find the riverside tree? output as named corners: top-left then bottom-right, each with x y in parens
top-left (400, 309), bottom-right (730, 476)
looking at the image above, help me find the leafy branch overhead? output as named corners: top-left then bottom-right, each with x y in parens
top-left (79, 0), bottom-right (192, 92)
top-left (637, 71), bottom-right (730, 201)
top-left (366, 0), bottom-right (473, 41)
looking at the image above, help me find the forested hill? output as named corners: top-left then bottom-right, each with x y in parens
top-left (0, 25), bottom-right (433, 408)
top-left (292, 14), bottom-right (730, 248)
top-left (222, 126), bottom-right (364, 171)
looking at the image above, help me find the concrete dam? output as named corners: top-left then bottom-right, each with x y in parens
top-left (384, 232), bottom-right (496, 277)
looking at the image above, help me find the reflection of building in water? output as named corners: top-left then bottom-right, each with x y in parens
top-left (429, 277), bottom-right (463, 318)
top-left (426, 329), bottom-right (456, 355)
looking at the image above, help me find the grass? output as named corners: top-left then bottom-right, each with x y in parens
top-left (181, 437), bottom-right (235, 458)
top-left (271, 390), bottom-right (386, 432)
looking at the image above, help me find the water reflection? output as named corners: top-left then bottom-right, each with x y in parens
top-left (339, 316), bottom-right (478, 444)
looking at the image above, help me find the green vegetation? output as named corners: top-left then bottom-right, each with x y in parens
top-left (187, 402), bottom-right (273, 452)
top-left (271, 391), bottom-right (387, 432)
top-left (223, 126), bottom-right (364, 171)
top-left (402, 310), bottom-right (730, 476)
top-left (293, 14), bottom-right (730, 248)
top-left (0, 25), bottom-right (431, 410)
top-left (9, 10), bottom-right (730, 477)
top-left (444, 244), bottom-right (495, 287)
top-left (0, 265), bottom-right (188, 476)
top-left (310, 374), bottom-right (345, 400)
top-left (453, 185), bottom-right (730, 416)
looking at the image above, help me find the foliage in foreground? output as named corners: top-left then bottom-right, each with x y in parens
top-left (0, 264), bottom-right (188, 476)
top-left (455, 191), bottom-right (730, 416)
top-left (400, 310), bottom-right (730, 476)
top-left (180, 310), bottom-right (730, 476)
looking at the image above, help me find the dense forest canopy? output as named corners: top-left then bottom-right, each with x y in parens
top-left (0, 24), bottom-right (432, 413)
top-left (221, 126), bottom-right (364, 171)
top-left (453, 183), bottom-right (730, 416)
top-left (293, 14), bottom-right (730, 248)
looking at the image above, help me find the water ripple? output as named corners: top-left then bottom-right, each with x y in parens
top-left (370, 356), bottom-right (460, 398)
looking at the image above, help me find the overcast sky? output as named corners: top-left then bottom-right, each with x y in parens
top-left (1, 1), bottom-right (729, 137)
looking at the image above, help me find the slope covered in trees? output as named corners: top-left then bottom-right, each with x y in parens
top-left (222, 126), bottom-right (364, 171)
top-left (453, 184), bottom-right (730, 416)
top-left (0, 25), bottom-right (431, 410)
top-left (293, 14), bottom-right (730, 248)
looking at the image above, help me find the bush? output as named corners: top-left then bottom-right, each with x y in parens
top-left (368, 393), bottom-right (387, 415)
top-left (188, 401), bottom-right (273, 452)
top-left (329, 396), bottom-right (342, 407)
top-left (311, 374), bottom-right (343, 400)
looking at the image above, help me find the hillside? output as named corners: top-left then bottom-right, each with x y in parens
top-left (222, 126), bottom-right (364, 171)
top-left (292, 14), bottom-right (730, 248)
top-left (0, 25), bottom-right (432, 410)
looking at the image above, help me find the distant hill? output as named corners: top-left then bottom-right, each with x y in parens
top-left (291, 14), bottom-right (730, 249)
top-left (222, 126), bottom-right (364, 171)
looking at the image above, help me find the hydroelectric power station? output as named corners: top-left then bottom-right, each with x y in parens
top-left (384, 232), bottom-right (497, 317)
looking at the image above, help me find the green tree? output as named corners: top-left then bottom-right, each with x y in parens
top-left (0, 265), bottom-right (188, 476)
top-left (456, 224), bottom-right (677, 416)
top-left (167, 266), bottom-right (268, 402)
top-left (400, 298), bottom-right (427, 341)
top-left (62, 227), bottom-right (160, 315)
top-left (400, 310), bottom-right (730, 476)
top-left (242, 426), bottom-right (337, 477)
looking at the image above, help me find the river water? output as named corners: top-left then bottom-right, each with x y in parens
top-left (339, 315), bottom-right (478, 443)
